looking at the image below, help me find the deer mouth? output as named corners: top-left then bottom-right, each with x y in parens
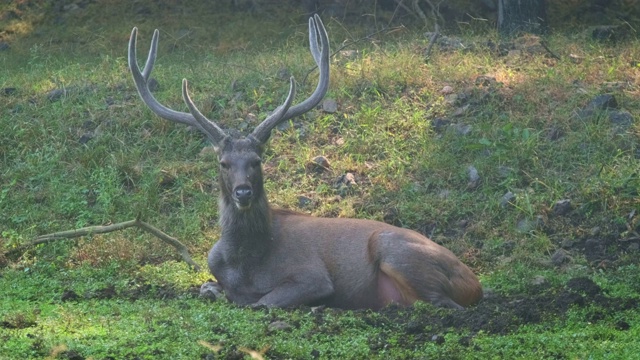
top-left (234, 199), bottom-right (252, 211)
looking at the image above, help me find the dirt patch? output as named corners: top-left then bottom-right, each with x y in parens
top-left (397, 276), bottom-right (635, 335)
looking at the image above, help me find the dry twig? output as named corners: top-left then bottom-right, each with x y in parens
top-left (5, 218), bottom-right (201, 271)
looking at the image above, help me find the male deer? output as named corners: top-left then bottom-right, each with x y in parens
top-left (128, 15), bottom-right (482, 310)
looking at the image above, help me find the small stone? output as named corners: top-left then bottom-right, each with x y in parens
top-left (431, 334), bottom-right (445, 344)
top-left (551, 249), bottom-right (570, 266)
top-left (609, 110), bottom-right (633, 129)
top-left (568, 53), bottom-right (583, 64)
top-left (628, 243), bottom-right (639, 252)
top-left (441, 85), bottom-right (454, 95)
top-left (531, 275), bottom-right (546, 286)
top-left (577, 94), bottom-right (618, 119)
top-left (343, 172), bottom-right (357, 186)
top-left (322, 98), bottom-right (338, 113)
top-left (500, 191), bottom-right (516, 208)
top-left (78, 132), bottom-right (93, 144)
top-left (454, 123), bottom-right (472, 135)
top-left (467, 165), bottom-right (480, 189)
top-left (199, 281), bottom-right (223, 301)
top-left (311, 155), bottom-right (330, 169)
top-left (297, 195), bottom-right (313, 208)
top-left (0, 41), bottom-right (10, 51)
top-left (516, 216), bottom-right (544, 233)
top-left (47, 88), bottom-right (66, 102)
top-left (268, 320), bottom-right (292, 332)
top-left (552, 199), bottom-right (571, 216)
top-left (452, 105), bottom-right (470, 117)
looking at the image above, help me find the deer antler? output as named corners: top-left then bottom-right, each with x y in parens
top-left (128, 28), bottom-right (228, 145)
top-left (250, 14), bottom-right (330, 143)
top-left (128, 14), bottom-right (330, 146)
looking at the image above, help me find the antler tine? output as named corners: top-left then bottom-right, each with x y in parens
top-left (128, 27), bottom-right (227, 145)
top-left (250, 77), bottom-right (297, 143)
top-left (141, 29), bottom-right (159, 81)
top-left (182, 79), bottom-right (228, 145)
top-left (249, 15), bottom-right (330, 143)
top-left (281, 14), bottom-right (330, 121)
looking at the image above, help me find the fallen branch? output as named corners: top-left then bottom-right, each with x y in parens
top-left (5, 218), bottom-right (201, 271)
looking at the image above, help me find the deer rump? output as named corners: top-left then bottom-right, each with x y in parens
top-left (209, 209), bottom-right (482, 310)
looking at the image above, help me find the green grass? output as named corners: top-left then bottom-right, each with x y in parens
top-left (2, 0), bottom-right (640, 359)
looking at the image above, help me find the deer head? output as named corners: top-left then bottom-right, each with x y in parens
top-left (128, 15), bottom-right (329, 211)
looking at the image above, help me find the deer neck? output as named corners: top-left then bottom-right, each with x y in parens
top-left (218, 192), bottom-right (273, 253)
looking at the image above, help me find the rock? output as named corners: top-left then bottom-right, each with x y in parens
top-left (628, 243), bottom-right (639, 252)
top-left (308, 155), bottom-right (330, 171)
top-left (552, 199), bottom-right (571, 216)
top-left (467, 165), bottom-right (480, 189)
top-left (516, 216), bottom-right (544, 233)
top-left (497, 166), bottom-right (513, 178)
top-left (431, 334), bottom-right (445, 344)
top-left (608, 110), bottom-right (634, 130)
top-left (531, 275), bottom-right (546, 286)
top-left (322, 98), bottom-right (338, 113)
top-left (438, 189), bottom-right (450, 199)
top-left (343, 172), bottom-right (357, 186)
top-left (568, 53), bottom-right (584, 64)
top-left (0, 41), bottom-right (9, 51)
top-left (454, 123), bottom-right (472, 135)
top-left (551, 249), bottom-right (570, 266)
top-left (441, 85), bottom-right (454, 95)
top-left (47, 88), bottom-right (67, 102)
top-left (78, 132), bottom-right (93, 144)
top-left (199, 281), bottom-right (223, 301)
top-left (500, 191), bottom-right (516, 208)
top-left (268, 320), bottom-right (292, 333)
top-left (577, 94), bottom-right (618, 119)
top-left (452, 105), bottom-right (470, 118)
top-left (297, 195), bottom-right (314, 208)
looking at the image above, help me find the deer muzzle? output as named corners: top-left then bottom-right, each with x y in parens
top-left (233, 185), bottom-right (253, 210)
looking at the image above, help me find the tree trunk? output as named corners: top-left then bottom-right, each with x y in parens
top-left (497, 0), bottom-right (547, 36)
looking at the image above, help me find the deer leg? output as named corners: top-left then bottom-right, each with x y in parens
top-left (254, 272), bottom-right (334, 308)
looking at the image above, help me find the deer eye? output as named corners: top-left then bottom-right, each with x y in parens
top-left (219, 161), bottom-right (230, 170)
top-left (250, 159), bottom-right (261, 168)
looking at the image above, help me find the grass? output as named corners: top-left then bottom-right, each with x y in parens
top-left (1, 0), bottom-right (640, 359)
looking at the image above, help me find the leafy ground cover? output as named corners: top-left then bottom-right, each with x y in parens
top-left (1, 1), bottom-right (639, 359)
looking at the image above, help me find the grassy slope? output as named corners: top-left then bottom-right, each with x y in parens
top-left (1, 1), bottom-right (639, 359)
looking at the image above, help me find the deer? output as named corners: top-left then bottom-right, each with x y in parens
top-left (128, 15), bottom-right (483, 310)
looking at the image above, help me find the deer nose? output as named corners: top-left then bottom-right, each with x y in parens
top-left (234, 186), bottom-right (253, 202)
